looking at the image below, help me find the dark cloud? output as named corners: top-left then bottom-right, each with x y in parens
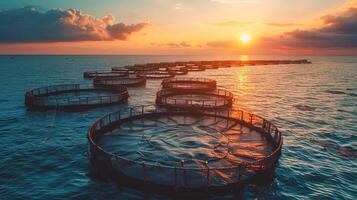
top-left (279, 30), bottom-right (357, 48)
top-left (320, 7), bottom-right (357, 34)
top-left (0, 7), bottom-right (148, 43)
top-left (265, 7), bottom-right (357, 49)
top-left (152, 41), bottom-right (191, 48)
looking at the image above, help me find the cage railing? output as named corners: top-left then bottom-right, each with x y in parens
top-left (26, 84), bottom-right (129, 108)
top-left (88, 105), bottom-right (283, 188)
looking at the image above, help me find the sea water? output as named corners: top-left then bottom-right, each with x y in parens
top-left (0, 55), bottom-right (356, 199)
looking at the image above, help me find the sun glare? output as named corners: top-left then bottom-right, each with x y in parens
top-left (240, 33), bottom-right (252, 44)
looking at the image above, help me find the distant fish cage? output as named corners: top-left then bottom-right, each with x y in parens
top-left (167, 66), bottom-right (189, 75)
top-left (185, 64), bottom-right (206, 72)
top-left (110, 68), bottom-right (136, 74)
top-left (204, 64), bottom-right (219, 69)
top-left (25, 84), bottom-right (129, 110)
top-left (93, 76), bottom-right (146, 87)
top-left (87, 105), bottom-right (283, 191)
top-left (161, 77), bottom-right (217, 92)
top-left (125, 64), bottom-right (160, 71)
top-left (138, 71), bottom-right (175, 79)
top-left (156, 88), bottom-right (233, 109)
top-left (83, 71), bottom-right (129, 78)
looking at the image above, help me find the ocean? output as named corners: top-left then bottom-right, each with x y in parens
top-left (0, 55), bottom-right (356, 199)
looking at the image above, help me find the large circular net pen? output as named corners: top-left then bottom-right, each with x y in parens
top-left (161, 77), bottom-right (217, 92)
top-left (83, 71), bottom-right (128, 79)
top-left (25, 84), bottom-right (129, 110)
top-left (88, 106), bottom-right (283, 190)
top-left (94, 76), bottom-right (146, 87)
top-left (156, 89), bottom-right (233, 109)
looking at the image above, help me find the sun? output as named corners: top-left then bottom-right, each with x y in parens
top-left (240, 33), bottom-right (252, 44)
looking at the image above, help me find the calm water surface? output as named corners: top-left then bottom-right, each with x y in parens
top-left (0, 55), bottom-right (356, 199)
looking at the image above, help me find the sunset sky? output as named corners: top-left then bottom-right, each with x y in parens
top-left (1, 0), bottom-right (357, 55)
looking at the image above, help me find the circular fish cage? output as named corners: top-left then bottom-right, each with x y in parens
top-left (111, 67), bottom-right (136, 74)
top-left (138, 71), bottom-right (175, 79)
top-left (186, 64), bottom-right (205, 72)
top-left (202, 64), bottom-right (218, 69)
top-left (83, 71), bottom-right (128, 79)
top-left (94, 76), bottom-right (146, 87)
top-left (88, 106), bottom-right (283, 191)
top-left (156, 88), bottom-right (233, 109)
top-left (125, 64), bottom-right (159, 71)
top-left (25, 84), bottom-right (129, 110)
top-left (161, 77), bottom-right (216, 92)
top-left (167, 66), bottom-right (188, 75)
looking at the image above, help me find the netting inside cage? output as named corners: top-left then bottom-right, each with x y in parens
top-left (88, 106), bottom-right (282, 188)
top-left (25, 84), bottom-right (129, 109)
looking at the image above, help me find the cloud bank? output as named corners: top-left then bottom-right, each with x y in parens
top-left (267, 7), bottom-right (357, 48)
top-left (0, 7), bottom-right (148, 43)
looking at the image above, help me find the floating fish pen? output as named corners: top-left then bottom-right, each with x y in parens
top-left (167, 66), bottom-right (189, 75)
top-left (161, 77), bottom-right (217, 92)
top-left (185, 64), bottom-right (206, 72)
top-left (156, 88), bottom-right (233, 109)
top-left (93, 76), bottom-right (146, 87)
top-left (159, 62), bottom-right (176, 68)
top-left (111, 67), bottom-right (136, 74)
top-left (125, 64), bottom-right (159, 71)
top-left (202, 64), bottom-right (219, 69)
top-left (87, 105), bottom-right (283, 191)
top-left (138, 71), bottom-right (175, 79)
top-left (25, 84), bottom-right (129, 110)
top-left (83, 71), bottom-right (128, 79)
